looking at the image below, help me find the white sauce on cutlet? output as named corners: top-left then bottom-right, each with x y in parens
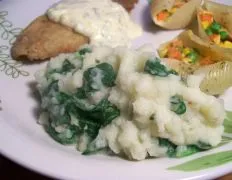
top-left (47, 0), bottom-right (142, 47)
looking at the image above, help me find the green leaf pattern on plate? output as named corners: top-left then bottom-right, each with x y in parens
top-left (224, 111), bottom-right (232, 134)
top-left (167, 111), bottom-right (232, 171)
top-left (168, 150), bottom-right (232, 171)
top-left (0, 10), bottom-right (29, 78)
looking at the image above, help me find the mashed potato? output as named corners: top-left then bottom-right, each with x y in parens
top-left (36, 45), bottom-right (225, 160)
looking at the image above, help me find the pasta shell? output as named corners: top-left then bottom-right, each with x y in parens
top-left (197, 2), bottom-right (232, 53)
top-left (161, 58), bottom-right (199, 77)
top-left (158, 30), bottom-right (230, 63)
top-left (150, 0), bottom-right (202, 30)
top-left (196, 61), bottom-right (232, 95)
top-left (204, 0), bottom-right (232, 33)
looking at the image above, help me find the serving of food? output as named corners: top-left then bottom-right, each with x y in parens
top-left (150, 0), bottom-right (201, 29)
top-left (11, 0), bottom-right (141, 61)
top-left (0, 0), bottom-right (232, 179)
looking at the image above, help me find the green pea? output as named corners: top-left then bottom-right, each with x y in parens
top-left (210, 21), bottom-right (221, 33)
top-left (170, 95), bottom-right (186, 115)
top-left (187, 51), bottom-right (199, 63)
top-left (205, 28), bottom-right (213, 36)
top-left (219, 31), bottom-right (229, 41)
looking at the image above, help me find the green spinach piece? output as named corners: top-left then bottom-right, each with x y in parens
top-left (83, 63), bottom-right (116, 93)
top-left (47, 59), bottom-right (76, 77)
top-left (196, 141), bottom-right (212, 150)
top-left (159, 138), bottom-right (177, 157)
top-left (144, 58), bottom-right (177, 77)
top-left (89, 99), bottom-right (120, 126)
top-left (61, 59), bottom-right (76, 73)
top-left (170, 95), bottom-right (186, 115)
top-left (46, 123), bottom-right (77, 144)
top-left (47, 91), bottom-right (120, 144)
top-left (82, 139), bottom-right (107, 155)
top-left (42, 80), bottom-right (59, 97)
top-left (68, 104), bottom-right (101, 139)
top-left (75, 47), bottom-right (92, 60)
top-left (175, 145), bottom-right (201, 158)
top-left (96, 63), bottom-right (116, 87)
top-left (158, 138), bottom-right (203, 158)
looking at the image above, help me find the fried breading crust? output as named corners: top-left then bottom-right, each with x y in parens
top-left (11, 15), bottom-right (89, 61)
top-left (114, 0), bottom-right (138, 12)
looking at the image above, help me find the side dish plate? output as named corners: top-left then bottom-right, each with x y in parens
top-left (0, 0), bottom-right (231, 179)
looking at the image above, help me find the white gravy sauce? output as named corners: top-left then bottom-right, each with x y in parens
top-left (47, 0), bottom-right (142, 47)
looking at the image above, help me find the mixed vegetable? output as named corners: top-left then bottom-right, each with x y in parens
top-left (156, 0), bottom-right (188, 21)
top-left (200, 11), bottom-right (232, 48)
top-left (159, 39), bottom-right (214, 65)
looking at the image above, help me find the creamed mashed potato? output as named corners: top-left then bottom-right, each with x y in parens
top-left (36, 46), bottom-right (225, 160)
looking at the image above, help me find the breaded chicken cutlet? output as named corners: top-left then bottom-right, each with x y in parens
top-left (11, 0), bottom-right (138, 61)
top-left (11, 15), bottom-right (89, 61)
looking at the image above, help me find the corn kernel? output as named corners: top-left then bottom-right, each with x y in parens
top-left (183, 48), bottom-right (191, 56)
top-left (183, 58), bottom-right (191, 63)
top-left (159, 48), bottom-right (168, 57)
top-left (169, 8), bottom-right (177, 14)
top-left (212, 34), bottom-right (221, 45)
top-left (201, 21), bottom-right (210, 29)
top-left (221, 41), bottom-right (232, 48)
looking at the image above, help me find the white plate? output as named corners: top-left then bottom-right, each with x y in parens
top-left (0, 0), bottom-right (232, 179)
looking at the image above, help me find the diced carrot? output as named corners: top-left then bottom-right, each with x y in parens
top-left (157, 11), bottom-right (170, 21)
top-left (167, 47), bottom-right (182, 59)
top-left (200, 56), bottom-right (214, 65)
top-left (200, 13), bottom-right (213, 23)
top-left (209, 34), bottom-right (221, 44)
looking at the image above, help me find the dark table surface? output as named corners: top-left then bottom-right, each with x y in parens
top-left (0, 154), bottom-right (52, 180)
top-left (0, 154), bottom-right (231, 180)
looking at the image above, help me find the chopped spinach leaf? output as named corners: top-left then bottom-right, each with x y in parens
top-left (42, 80), bottom-right (59, 96)
top-left (83, 63), bottom-right (116, 93)
top-left (56, 91), bottom-right (72, 104)
top-left (175, 145), bottom-right (201, 158)
top-left (43, 89), bottom-right (119, 145)
top-left (170, 95), bottom-right (186, 115)
top-left (159, 138), bottom-right (177, 157)
top-left (158, 138), bottom-right (203, 158)
top-left (75, 47), bottom-right (92, 60)
top-left (196, 141), bottom-right (212, 150)
top-left (47, 59), bottom-right (76, 77)
top-left (79, 48), bottom-right (92, 56)
top-left (61, 59), bottom-right (76, 73)
top-left (46, 123), bottom-right (77, 144)
top-left (96, 63), bottom-right (116, 87)
top-left (144, 58), bottom-right (177, 77)
top-left (90, 99), bottom-right (120, 126)
top-left (51, 112), bottom-right (70, 126)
